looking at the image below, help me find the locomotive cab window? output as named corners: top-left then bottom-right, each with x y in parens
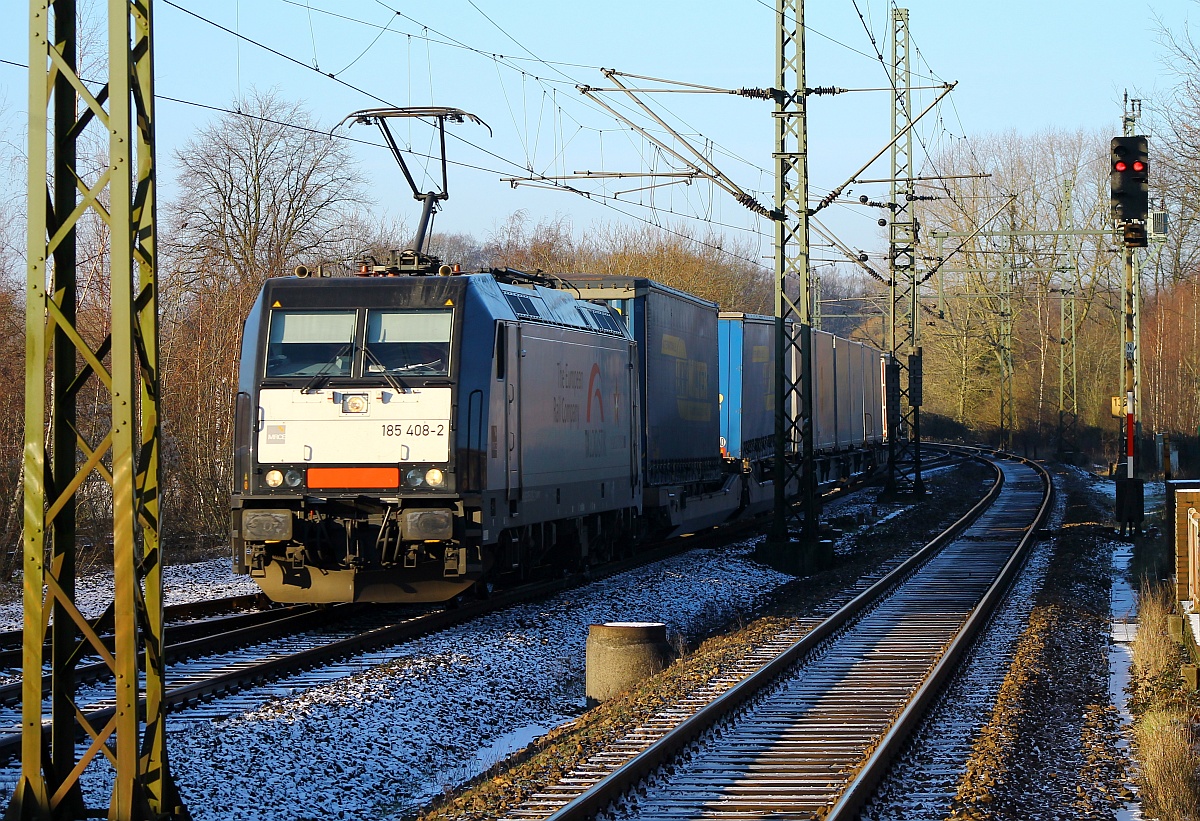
top-left (265, 310), bottom-right (356, 377)
top-left (364, 310), bottom-right (452, 376)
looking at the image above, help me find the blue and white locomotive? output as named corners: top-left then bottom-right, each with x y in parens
top-left (232, 264), bottom-right (645, 602)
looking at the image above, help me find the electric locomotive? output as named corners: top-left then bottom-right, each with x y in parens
top-left (230, 261), bottom-right (642, 603)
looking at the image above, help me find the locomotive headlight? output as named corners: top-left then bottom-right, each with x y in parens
top-left (342, 394), bottom-right (368, 414)
top-left (284, 469), bottom-right (304, 488)
top-left (404, 467), bottom-right (426, 487)
top-left (424, 468), bottom-right (445, 487)
top-left (265, 469), bottom-right (284, 488)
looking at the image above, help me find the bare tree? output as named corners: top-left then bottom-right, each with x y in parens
top-left (817, 265), bottom-right (884, 342)
top-left (166, 88), bottom-right (368, 291)
top-left (1139, 11), bottom-right (1200, 439)
top-left (0, 201), bottom-right (22, 574)
top-left (483, 210), bottom-right (585, 273)
top-left (427, 231), bottom-right (488, 271)
top-left (858, 129), bottom-right (1128, 451)
top-left (158, 89), bottom-right (369, 542)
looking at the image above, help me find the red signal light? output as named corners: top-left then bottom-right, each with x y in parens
top-left (1111, 135), bottom-right (1149, 222)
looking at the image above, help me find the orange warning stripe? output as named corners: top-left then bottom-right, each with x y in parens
top-left (306, 467), bottom-right (399, 489)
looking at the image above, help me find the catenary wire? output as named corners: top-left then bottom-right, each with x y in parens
top-left (173, 0), bottom-right (785, 224)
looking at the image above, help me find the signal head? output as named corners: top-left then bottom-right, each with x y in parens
top-left (1110, 135), bottom-right (1149, 223)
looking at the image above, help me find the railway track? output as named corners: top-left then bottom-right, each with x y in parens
top-left (0, 592), bottom-right (284, 681)
top-left (0, 584), bottom-right (527, 763)
top-left (0, 470), bottom-right (884, 764)
top-left (500, 448), bottom-right (1051, 820)
top-left (0, 461), bottom-right (911, 769)
top-left (0, 603), bottom-right (349, 707)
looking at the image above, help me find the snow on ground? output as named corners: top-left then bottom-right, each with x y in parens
top-left (0, 483), bottom-right (913, 819)
top-left (0, 558), bottom-right (261, 632)
top-left (1070, 464), bottom-right (1146, 820)
top-left (1109, 536), bottom-right (1143, 820)
top-left (51, 539), bottom-right (793, 820)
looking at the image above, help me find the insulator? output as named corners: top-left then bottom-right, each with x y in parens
top-left (737, 87), bottom-right (774, 100)
top-left (806, 86), bottom-right (843, 96)
top-left (736, 193), bottom-right (771, 218)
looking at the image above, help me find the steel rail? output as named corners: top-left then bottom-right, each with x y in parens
top-left (0, 463), bottom-right (892, 766)
top-left (153, 479), bottom-right (882, 711)
top-left (0, 579), bottom-right (562, 763)
top-left (825, 447), bottom-right (1052, 818)
top-left (509, 450), bottom-right (1042, 820)
top-left (0, 485), bottom-right (835, 764)
top-left (0, 592), bottom-right (268, 661)
top-left (0, 605), bottom-right (340, 707)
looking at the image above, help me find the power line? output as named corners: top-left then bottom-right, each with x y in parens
top-left (166, 0), bottom-right (783, 244)
top-left (155, 93), bottom-right (772, 265)
top-left (7, 4), bottom-right (796, 269)
top-left (5, 44), bottom-right (771, 269)
top-left (303, 0), bottom-right (775, 182)
top-left (190, 5), bottom-right (708, 194)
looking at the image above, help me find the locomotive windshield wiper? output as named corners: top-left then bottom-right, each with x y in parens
top-left (300, 344), bottom-right (352, 394)
top-left (396, 359), bottom-right (443, 373)
top-left (362, 345), bottom-right (410, 394)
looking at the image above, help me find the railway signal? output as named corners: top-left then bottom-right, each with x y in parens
top-left (1111, 120), bottom-right (1148, 533)
top-left (1110, 135), bottom-right (1149, 233)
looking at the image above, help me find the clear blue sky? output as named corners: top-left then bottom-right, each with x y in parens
top-left (0, 0), bottom-right (1191, 267)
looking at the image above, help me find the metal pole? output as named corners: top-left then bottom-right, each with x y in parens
top-left (770, 0), bottom-right (817, 567)
top-left (1125, 246), bottom-right (1136, 478)
top-left (13, 1), bottom-right (184, 817)
top-left (1132, 245), bottom-right (1143, 431)
top-left (884, 7), bottom-right (922, 495)
top-left (1123, 94), bottom-right (1140, 476)
top-left (999, 204), bottom-right (1015, 452)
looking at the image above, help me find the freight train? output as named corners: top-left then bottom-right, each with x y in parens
top-left (230, 260), bottom-right (886, 603)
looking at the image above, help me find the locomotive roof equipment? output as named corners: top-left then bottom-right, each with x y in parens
top-left (335, 106), bottom-right (490, 275)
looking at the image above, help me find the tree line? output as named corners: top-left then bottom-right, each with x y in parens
top-left (4, 16), bottom-right (1200, 562)
top-left (820, 28), bottom-right (1200, 468)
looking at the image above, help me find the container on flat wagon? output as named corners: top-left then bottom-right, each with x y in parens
top-left (844, 336), bottom-right (864, 446)
top-left (570, 276), bottom-right (722, 486)
top-left (718, 313), bottom-right (776, 461)
top-left (811, 330), bottom-right (839, 451)
top-left (862, 345), bottom-right (885, 445)
top-left (832, 337), bottom-right (852, 448)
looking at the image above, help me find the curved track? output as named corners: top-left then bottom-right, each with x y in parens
top-left (500, 450), bottom-right (1051, 820)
